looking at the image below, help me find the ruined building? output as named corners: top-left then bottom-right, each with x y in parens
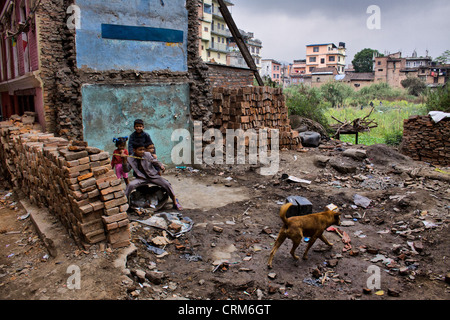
top-left (0, 0), bottom-right (214, 164)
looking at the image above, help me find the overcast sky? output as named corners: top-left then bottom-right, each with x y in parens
top-left (229, 0), bottom-right (450, 65)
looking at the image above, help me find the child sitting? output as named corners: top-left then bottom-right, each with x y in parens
top-left (111, 137), bottom-right (130, 185)
top-left (123, 142), bottom-right (182, 211)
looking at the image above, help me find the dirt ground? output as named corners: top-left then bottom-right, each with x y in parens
top-left (1, 141), bottom-right (449, 301)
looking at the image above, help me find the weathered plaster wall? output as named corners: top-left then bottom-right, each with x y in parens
top-left (75, 0), bottom-right (188, 72)
top-left (82, 83), bottom-right (190, 163)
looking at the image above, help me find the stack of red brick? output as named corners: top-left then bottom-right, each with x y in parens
top-left (211, 86), bottom-right (301, 150)
top-left (401, 115), bottom-right (450, 166)
top-left (0, 120), bottom-right (131, 249)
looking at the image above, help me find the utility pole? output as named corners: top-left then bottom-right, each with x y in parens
top-left (217, 0), bottom-right (264, 86)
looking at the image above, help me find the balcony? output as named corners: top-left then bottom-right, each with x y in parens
top-left (211, 27), bottom-right (231, 37)
top-left (209, 42), bottom-right (228, 53)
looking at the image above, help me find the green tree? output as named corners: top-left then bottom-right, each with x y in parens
top-left (352, 48), bottom-right (383, 73)
top-left (434, 50), bottom-right (450, 64)
top-left (320, 81), bottom-right (353, 108)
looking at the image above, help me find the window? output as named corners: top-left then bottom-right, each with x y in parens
top-left (204, 3), bottom-right (212, 14)
top-left (378, 61), bottom-right (381, 65)
top-left (309, 67), bottom-right (314, 72)
top-left (204, 27), bottom-right (208, 32)
top-left (309, 57), bottom-right (316, 63)
top-left (313, 47), bottom-right (319, 52)
top-left (320, 58), bottom-right (325, 64)
top-left (329, 56), bottom-right (335, 62)
top-left (378, 69), bottom-right (383, 72)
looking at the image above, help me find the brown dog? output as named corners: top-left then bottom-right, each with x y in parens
top-left (268, 203), bottom-right (341, 268)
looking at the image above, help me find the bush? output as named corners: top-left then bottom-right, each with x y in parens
top-left (426, 84), bottom-right (450, 112)
top-left (401, 78), bottom-right (427, 96)
top-left (384, 129), bottom-right (403, 146)
top-left (320, 81), bottom-right (353, 108)
top-left (284, 84), bottom-right (330, 129)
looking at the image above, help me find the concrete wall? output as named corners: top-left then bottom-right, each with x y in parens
top-left (75, 0), bottom-right (188, 72)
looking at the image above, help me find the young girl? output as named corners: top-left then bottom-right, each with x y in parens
top-left (111, 137), bottom-right (130, 185)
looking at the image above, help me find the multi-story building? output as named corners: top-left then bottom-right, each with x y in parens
top-left (306, 43), bottom-right (346, 75)
top-left (227, 29), bottom-right (262, 70)
top-left (291, 59), bottom-right (307, 75)
top-left (260, 59), bottom-right (282, 85)
top-left (0, 0), bottom-right (42, 123)
top-left (198, 0), bottom-right (233, 65)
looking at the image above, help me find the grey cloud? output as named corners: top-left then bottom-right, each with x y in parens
top-left (230, 0), bottom-right (449, 63)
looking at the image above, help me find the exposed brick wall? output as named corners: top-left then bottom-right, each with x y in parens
top-left (400, 115), bottom-right (450, 166)
top-left (0, 120), bottom-right (131, 249)
top-left (34, 0), bottom-right (67, 134)
top-left (207, 63), bottom-right (254, 88)
top-left (211, 86), bottom-right (301, 150)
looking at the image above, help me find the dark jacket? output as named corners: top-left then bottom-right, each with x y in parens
top-left (123, 152), bottom-right (162, 179)
top-left (128, 131), bottom-right (154, 155)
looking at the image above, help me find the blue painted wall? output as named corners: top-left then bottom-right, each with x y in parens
top-left (75, 0), bottom-right (188, 72)
top-left (82, 84), bottom-right (191, 165)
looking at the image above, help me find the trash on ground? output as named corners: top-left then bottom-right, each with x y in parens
top-left (181, 253), bottom-right (203, 262)
top-left (134, 212), bottom-right (193, 238)
top-left (353, 194), bottom-right (372, 208)
top-left (140, 237), bottom-right (167, 256)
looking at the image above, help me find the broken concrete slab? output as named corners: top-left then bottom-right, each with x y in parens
top-left (20, 199), bottom-right (69, 258)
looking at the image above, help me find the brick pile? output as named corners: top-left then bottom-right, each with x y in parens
top-left (401, 115), bottom-right (450, 166)
top-left (0, 120), bottom-right (131, 249)
top-left (211, 86), bottom-right (301, 150)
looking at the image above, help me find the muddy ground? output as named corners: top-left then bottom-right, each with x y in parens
top-left (1, 142), bottom-right (449, 301)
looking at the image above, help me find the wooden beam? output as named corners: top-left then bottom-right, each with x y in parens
top-left (217, 0), bottom-right (264, 86)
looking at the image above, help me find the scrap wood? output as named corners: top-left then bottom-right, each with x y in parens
top-left (331, 107), bottom-right (378, 137)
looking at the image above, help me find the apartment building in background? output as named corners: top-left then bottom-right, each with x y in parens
top-left (306, 43), bottom-right (347, 75)
top-left (198, 0), bottom-right (233, 65)
top-left (227, 29), bottom-right (262, 70)
top-left (260, 59), bottom-right (282, 85)
top-left (374, 51), bottom-right (449, 88)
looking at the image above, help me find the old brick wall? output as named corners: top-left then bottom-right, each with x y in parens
top-left (0, 120), bottom-right (131, 250)
top-left (207, 63), bottom-right (254, 88)
top-left (35, 0), bottom-right (68, 134)
top-left (400, 115), bottom-right (450, 166)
